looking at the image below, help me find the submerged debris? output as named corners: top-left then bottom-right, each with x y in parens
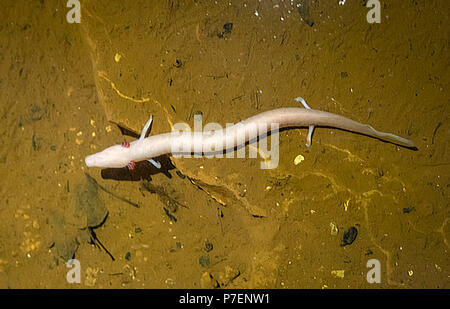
top-left (50, 173), bottom-right (113, 261)
top-left (86, 172), bottom-right (139, 208)
top-left (199, 255), bottom-right (211, 267)
top-left (75, 174), bottom-right (109, 228)
top-left (297, 0), bottom-right (314, 27)
top-left (141, 180), bottom-right (186, 213)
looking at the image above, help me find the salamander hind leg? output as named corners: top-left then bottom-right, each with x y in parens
top-left (294, 97), bottom-right (315, 147)
top-left (148, 159), bottom-right (161, 169)
top-left (306, 125), bottom-right (314, 147)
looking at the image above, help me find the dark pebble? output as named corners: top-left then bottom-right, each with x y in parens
top-left (341, 226), bottom-right (358, 246)
top-left (223, 22), bottom-right (233, 34)
top-left (125, 252), bottom-right (131, 260)
top-left (217, 22), bottom-right (233, 38)
top-left (174, 59), bottom-right (182, 68)
top-left (403, 206), bottom-right (415, 214)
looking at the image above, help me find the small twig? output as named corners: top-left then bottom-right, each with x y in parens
top-left (432, 122), bottom-right (441, 145)
top-left (163, 207), bottom-right (177, 222)
top-left (89, 227), bottom-right (115, 261)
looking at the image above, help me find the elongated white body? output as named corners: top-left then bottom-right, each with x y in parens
top-left (85, 104), bottom-right (415, 169)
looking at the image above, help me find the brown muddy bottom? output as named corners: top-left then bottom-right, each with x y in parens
top-left (0, 0), bottom-right (448, 288)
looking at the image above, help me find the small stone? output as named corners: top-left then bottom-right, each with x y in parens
top-left (294, 154), bottom-right (305, 165)
top-left (331, 269), bottom-right (345, 278)
top-left (223, 22), bottom-right (233, 34)
top-left (125, 252), bottom-right (131, 261)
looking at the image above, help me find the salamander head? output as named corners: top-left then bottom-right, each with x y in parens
top-left (85, 144), bottom-right (132, 168)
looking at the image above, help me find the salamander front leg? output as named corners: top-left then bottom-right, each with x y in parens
top-left (140, 115), bottom-right (153, 141)
top-left (294, 96), bottom-right (315, 147)
top-left (127, 160), bottom-right (135, 170)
